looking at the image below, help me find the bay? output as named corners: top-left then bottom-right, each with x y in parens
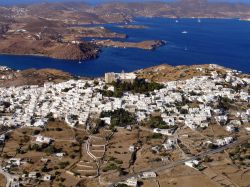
top-left (0, 18), bottom-right (249, 76)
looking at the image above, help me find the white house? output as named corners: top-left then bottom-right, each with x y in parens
top-left (163, 138), bottom-right (177, 151)
top-left (225, 125), bottom-right (236, 133)
top-left (36, 135), bottom-right (52, 144)
top-left (129, 145), bottom-right (136, 152)
top-left (100, 117), bottom-right (111, 125)
top-left (215, 137), bottom-right (234, 147)
top-left (140, 171), bottom-right (157, 179)
top-left (185, 160), bottom-right (199, 169)
top-left (8, 158), bottom-right (21, 166)
top-left (43, 174), bottom-right (52, 181)
top-left (153, 128), bottom-right (173, 136)
top-left (28, 172), bottom-right (38, 179)
top-left (55, 153), bottom-right (65, 158)
top-left (125, 177), bottom-right (138, 187)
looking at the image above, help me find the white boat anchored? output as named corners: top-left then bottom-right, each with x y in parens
top-left (182, 31), bottom-right (188, 34)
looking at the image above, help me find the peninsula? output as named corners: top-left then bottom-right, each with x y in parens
top-left (94, 40), bottom-right (166, 50)
top-left (118, 25), bottom-right (149, 29)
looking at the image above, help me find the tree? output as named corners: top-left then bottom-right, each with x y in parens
top-left (101, 79), bottom-right (164, 98)
top-left (116, 184), bottom-right (129, 187)
top-left (101, 109), bottom-right (136, 129)
top-left (44, 145), bottom-right (56, 155)
top-left (148, 116), bottom-right (168, 129)
top-left (33, 130), bottom-right (41, 135)
top-left (58, 161), bottom-right (70, 169)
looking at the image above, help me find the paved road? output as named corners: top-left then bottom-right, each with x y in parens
top-left (109, 136), bottom-right (250, 186)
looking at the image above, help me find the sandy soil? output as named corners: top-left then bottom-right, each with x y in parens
top-left (0, 174), bottom-right (6, 187)
top-left (156, 165), bottom-right (218, 187)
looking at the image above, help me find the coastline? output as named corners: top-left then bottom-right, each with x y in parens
top-left (134, 16), bottom-right (243, 20)
top-left (0, 53), bottom-right (47, 58)
top-left (0, 49), bottom-right (99, 61)
top-left (0, 52), bottom-right (100, 64)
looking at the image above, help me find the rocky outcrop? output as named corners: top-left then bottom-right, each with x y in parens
top-left (0, 23), bottom-right (9, 38)
top-left (48, 42), bottom-right (99, 61)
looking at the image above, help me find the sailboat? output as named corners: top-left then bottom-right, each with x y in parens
top-left (198, 18), bottom-right (201, 23)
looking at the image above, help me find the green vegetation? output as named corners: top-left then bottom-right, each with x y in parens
top-left (32, 130), bottom-right (41, 135)
top-left (196, 164), bottom-right (206, 171)
top-left (114, 159), bottom-right (123, 165)
top-left (150, 133), bottom-right (163, 139)
top-left (100, 109), bottom-right (136, 129)
top-left (208, 143), bottom-right (218, 150)
top-left (203, 156), bottom-right (213, 163)
top-left (102, 162), bottom-right (119, 172)
top-left (101, 79), bottom-right (164, 97)
top-left (148, 116), bottom-right (167, 129)
top-left (103, 156), bottom-right (124, 172)
top-left (58, 161), bottom-right (70, 169)
top-left (61, 87), bottom-right (72, 92)
top-left (90, 118), bottom-right (106, 134)
top-left (218, 96), bottom-right (235, 110)
top-left (229, 143), bottom-right (250, 168)
top-left (147, 115), bottom-right (177, 129)
top-left (27, 143), bottom-right (62, 154)
top-left (108, 157), bottom-right (124, 165)
top-left (116, 184), bottom-right (129, 187)
top-left (43, 145), bottom-right (62, 155)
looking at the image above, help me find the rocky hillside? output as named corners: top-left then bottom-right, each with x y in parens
top-left (3, 1), bottom-right (250, 24)
top-left (0, 68), bottom-right (74, 87)
top-left (92, 0), bottom-right (250, 19)
top-left (137, 64), bottom-right (226, 82)
top-left (48, 42), bottom-right (99, 61)
top-left (0, 37), bottom-right (99, 61)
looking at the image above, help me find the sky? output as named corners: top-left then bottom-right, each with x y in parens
top-left (0, 0), bottom-right (249, 6)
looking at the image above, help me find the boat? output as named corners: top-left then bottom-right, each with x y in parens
top-left (175, 20), bottom-right (179, 23)
top-left (78, 61), bottom-right (82, 64)
top-left (198, 18), bottom-right (201, 23)
top-left (182, 31), bottom-right (188, 34)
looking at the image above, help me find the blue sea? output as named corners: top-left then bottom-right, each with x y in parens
top-left (0, 18), bottom-right (250, 77)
